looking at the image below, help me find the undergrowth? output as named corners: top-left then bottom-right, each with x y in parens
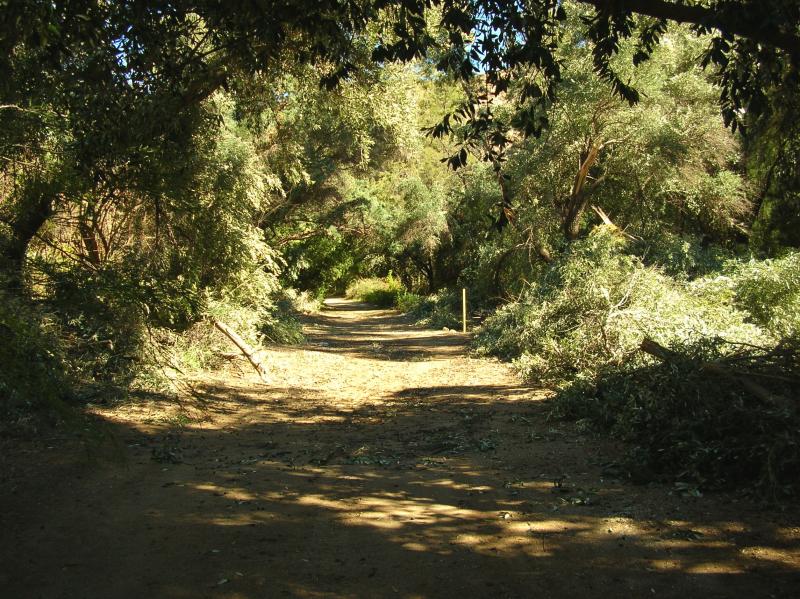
top-left (0, 290), bottom-right (72, 432)
top-left (2, 259), bottom-right (313, 428)
top-left (346, 275), bottom-right (462, 328)
top-left (552, 339), bottom-right (800, 497)
top-left (395, 289), bottom-right (461, 329)
top-left (475, 228), bottom-right (800, 496)
top-left (345, 275), bottom-right (404, 307)
top-left (475, 227), bottom-right (766, 384)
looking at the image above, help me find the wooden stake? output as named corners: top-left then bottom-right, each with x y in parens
top-left (462, 288), bottom-right (467, 334)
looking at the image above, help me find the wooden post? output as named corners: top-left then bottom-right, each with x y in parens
top-left (462, 288), bottom-right (467, 334)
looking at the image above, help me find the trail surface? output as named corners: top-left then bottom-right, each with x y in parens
top-left (2, 299), bottom-right (799, 598)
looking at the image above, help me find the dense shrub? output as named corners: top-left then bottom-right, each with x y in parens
top-left (37, 261), bottom-right (187, 389)
top-left (171, 289), bottom-right (307, 374)
top-left (637, 231), bottom-right (733, 279)
top-left (15, 240), bottom-right (304, 396)
top-left (395, 289), bottom-right (461, 329)
top-left (345, 276), bottom-right (462, 327)
top-left (475, 228), bottom-right (800, 495)
top-left (730, 251), bottom-right (800, 339)
top-left (475, 226), bottom-right (764, 384)
top-left (345, 275), bottom-right (404, 307)
top-left (0, 291), bottom-right (72, 427)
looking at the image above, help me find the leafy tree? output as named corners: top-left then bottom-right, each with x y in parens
top-left (504, 20), bottom-right (749, 250)
top-left (746, 90), bottom-right (800, 253)
top-left (424, 0), bottom-right (799, 155)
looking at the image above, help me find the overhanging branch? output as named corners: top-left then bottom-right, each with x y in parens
top-left (576, 0), bottom-right (800, 56)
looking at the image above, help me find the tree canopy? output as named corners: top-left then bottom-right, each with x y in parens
top-left (1, 0), bottom-right (799, 496)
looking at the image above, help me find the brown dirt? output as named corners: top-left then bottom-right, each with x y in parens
top-left (2, 298), bottom-right (799, 598)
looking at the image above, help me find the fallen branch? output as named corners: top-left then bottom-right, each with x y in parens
top-left (639, 337), bottom-right (679, 362)
top-left (213, 320), bottom-right (270, 383)
top-left (639, 338), bottom-right (792, 410)
top-left (591, 205), bottom-right (639, 240)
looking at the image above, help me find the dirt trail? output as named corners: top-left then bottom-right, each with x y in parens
top-left (2, 299), bottom-right (799, 598)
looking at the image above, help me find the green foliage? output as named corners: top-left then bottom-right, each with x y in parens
top-left (475, 228), bottom-right (799, 494)
top-left (344, 275), bottom-right (461, 329)
top-left (2, 0), bottom-right (799, 494)
top-left (0, 290), bottom-right (71, 423)
top-left (503, 22), bottom-right (749, 250)
top-left (731, 252), bottom-right (800, 338)
top-left (273, 68), bottom-right (458, 297)
top-left (638, 231), bottom-right (734, 279)
top-left (396, 289), bottom-right (462, 329)
top-left (173, 287), bottom-right (306, 375)
top-left (39, 264), bottom-right (154, 388)
top-left (475, 227), bottom-right (765, 384)
top-left (345, 275), bottom-right (405, 308)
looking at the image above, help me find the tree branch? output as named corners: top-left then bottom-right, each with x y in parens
top-left (576, 0), bottom-right (800, 56)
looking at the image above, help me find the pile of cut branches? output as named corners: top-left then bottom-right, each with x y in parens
top-left (552, 337), bottom-right (800, 497)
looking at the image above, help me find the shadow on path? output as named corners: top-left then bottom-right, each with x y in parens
top-left (1, 299), bottom-right (798, 598)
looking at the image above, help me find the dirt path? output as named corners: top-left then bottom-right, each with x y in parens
top-left (2, 299), bottom-right (799, 598)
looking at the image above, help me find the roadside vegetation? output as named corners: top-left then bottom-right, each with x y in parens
top-left (2, 1), bottom-right (798, 496)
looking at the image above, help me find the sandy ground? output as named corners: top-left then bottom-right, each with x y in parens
top-left (1, 298), bottom-right (799, 598)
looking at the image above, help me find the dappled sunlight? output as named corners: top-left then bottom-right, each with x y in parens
top-left (740, 546), bottom-right (800, 568)
top-left (5, 300), bottom-right (798, 598)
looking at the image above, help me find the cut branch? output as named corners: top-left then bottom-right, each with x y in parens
top-left (590, 204), bottom-right (639, 240)
top-left (639, 337), bottom-right (792, 410)
top-left (213, 320), bottom-right (271, 383)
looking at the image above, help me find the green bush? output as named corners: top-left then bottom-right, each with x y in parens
top-left (0, 291), bottom-right (72, 425)
top-left (730, 251), bottom-right (800, 339)
top-left (637, 231), bottom-right (733, 279)
top-left (171, 282), bottom-right (307, 375)
top-left (396, 289), bottom-right (461, 329)
top-left (345, 275), bottom-right (405, 308)
top-left (475, 226), bottom-right (764, 384)
top-left (474, 228), bottom-right (800, 495)
top-left (345, 276), bottom-right (462, 328)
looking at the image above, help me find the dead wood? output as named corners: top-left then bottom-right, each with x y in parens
top-left (590, 205), bottom-right (638, 240)
top-left (213, 320), bottom-right (271, 383)
top-left (639, 337), bottom-right (793, 410)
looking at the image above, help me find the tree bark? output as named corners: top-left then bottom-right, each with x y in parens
top-left (492, 247), bottom-right (514, 296)
top-left (426, 257), bottom-right (436, 294)
top-left (79, 219), bottom-right (103, 266)
top-left (0, 189), bottom-right (53, 286)
top-left (563, 141), bottom-right (603, 240)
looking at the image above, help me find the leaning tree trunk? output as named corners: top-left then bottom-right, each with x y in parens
top-left (0, 189), bottom-right (53, 288)
top-left (562, 139), bottom-right (608, 241)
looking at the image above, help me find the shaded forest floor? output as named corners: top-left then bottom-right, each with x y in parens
top-left (2, 299), bottom-right (799, 598)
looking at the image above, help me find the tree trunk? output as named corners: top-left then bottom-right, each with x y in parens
top-left (494, 173), bottom-right (514, 231)
top-left (492, 247), bottom-right (514, 297)
top-left (0, 189), bottom-right (53, 286)
top-left (79, 220), bottom-right (103, 266)
top-left (426, 258), bottom-right (436, 294)
top-left (563, 140), bottom-right (602, 241)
